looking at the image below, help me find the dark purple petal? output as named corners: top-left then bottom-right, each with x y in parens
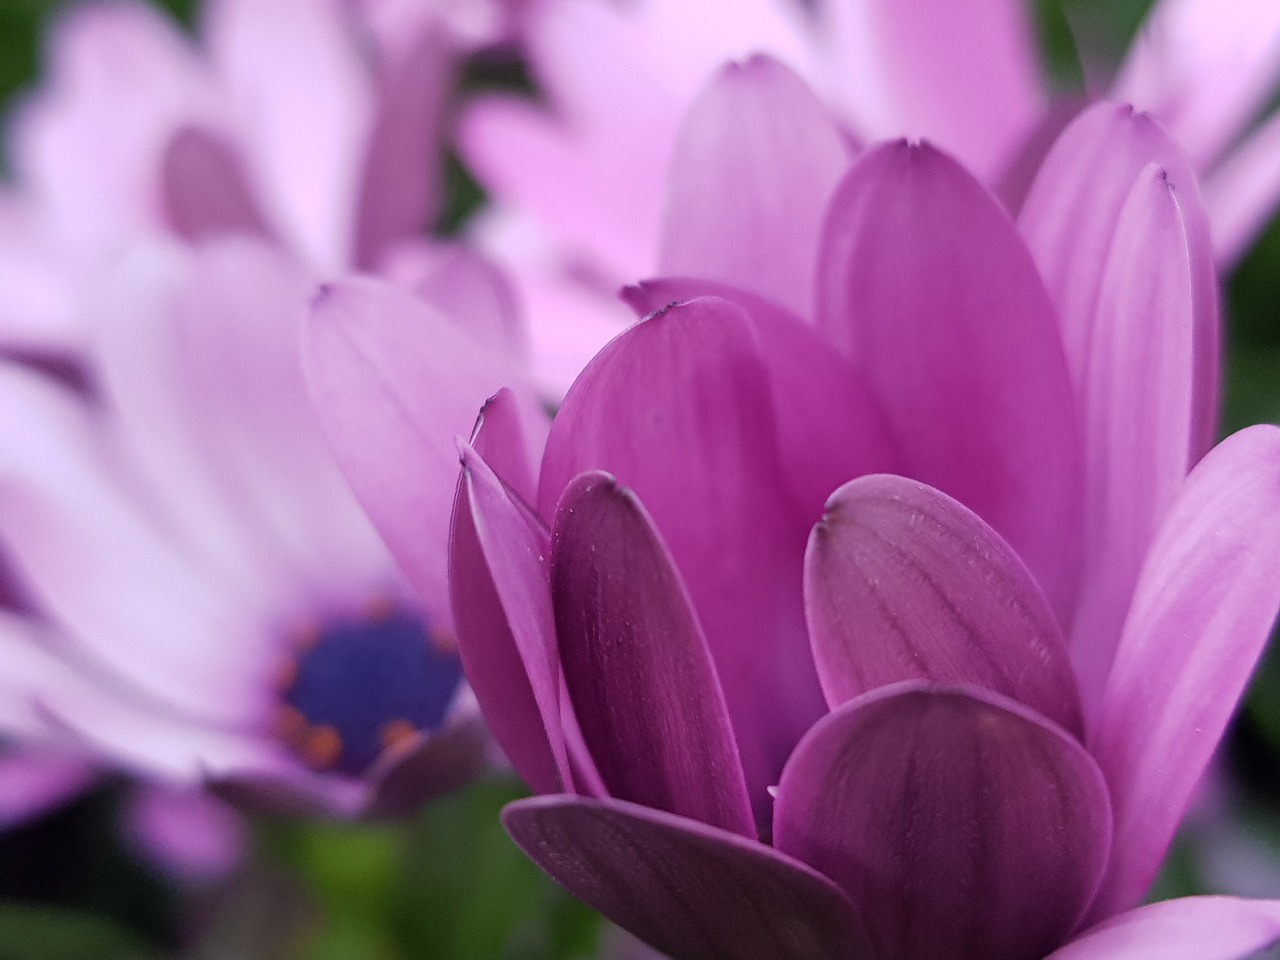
top-left (551, 473), bottom-right (754, 837)
top-left (449, 442), bottom-right (567, 794)
top-left (363, 715), bottom-right (490, 818)
top-left (774, 683), bottom-right (1111, 960)
top-left (540, 296), bottom-right (825, 811)
top-left (659, 55), bottom-right (850, 320)
top-left (1087, 425), bottom-right (1280, 919)
top-left (806, 474), bottom-right (1082, 736)
top-left (816, 140), bottom-right (1082, 620)
top-left (504, 794), bottom-right (870, 960)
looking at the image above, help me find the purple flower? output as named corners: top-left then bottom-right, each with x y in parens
top-left (310, 63), bottom-right (1280, 959)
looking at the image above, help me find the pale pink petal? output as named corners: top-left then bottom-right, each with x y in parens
top-left (1088, 425), bottom-right (1280, 919)
top-left (125, 784), bottom-right (245, 882)
top-left (1202, 106), bottom-right (1280, 266)
top-left (1048, 897), bottom-right (1280, 960)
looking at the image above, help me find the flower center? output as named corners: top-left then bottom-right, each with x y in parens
top-left (276, 605), bottom-right (462, 776)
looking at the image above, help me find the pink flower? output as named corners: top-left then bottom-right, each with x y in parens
top-left (459, 0), bottom-right (1280, 393)
top-left (310, 61), bottom-right (1280, 959)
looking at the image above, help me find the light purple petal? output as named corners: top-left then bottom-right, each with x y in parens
top-left (1066, 162), bottom-right (1215, 715)
top-left (504, 794), bottom-right (869, 960)
top-left (622, 277), bottom-right (898, 525)
top-left (1048, 896), bottom-right (1280, 960)
top-left (817, 140), bottom-right (1082, 619)
top-left (450, 441), bottom-right (567, 795)
top-left (1203, 105), bottom-right (1280, 266)
top-left (539, 296), bottom-right (824, 812)
top-left (1087, 425), bottom-right (1280, 919)
top-left (808, 0), bottom-right (1042, 177)
top-left (161, 125), bottom-right (272, 243)
top-left (303, 274), bottom-right (533, 619)
top-left (1112, 0), bottom-right (1280, 170)
top-left (551, 472), bottom-right (754, 837)
top-left (774, 683), bottom-right (1111, 960)
top-left (0, 753), bottom-right (93, 828)
top-left (805, 475), bottom-right (1082, 737)
top-left (658, 55), bottom-right (850, 320)
top-left (125, 785), bottom-right (245, 882)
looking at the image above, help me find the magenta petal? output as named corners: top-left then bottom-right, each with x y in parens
top-left (450, 443), bottom-right (567, 795)
top-left (1087, 424), bottom-right (1280, 919)
top-left (774, 683), bottom-right (1111, 960)
top-left (1048, 896), bottom-right (1280, 960)
top-left (623, 277), bottom-right (898, 523)
top-left (806, 475), bottom-right (1082, 737)
top-left (504, 794), bottom-right (869, 960)
top-left (551, 473), bottom-right (754, 837)
top-left (162, 126), bottom-right (272, 243)
top-left (540, 296), bottom-right (825, 809)
top-left (659, 55), bottom-right (849, 320)
top-left (816, 140), bottom-right (1082, 618)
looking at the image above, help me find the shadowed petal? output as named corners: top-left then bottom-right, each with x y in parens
top-left (774, 683), bottom-right (1111, 960)
top-left (504, 794), bottom-right (869, 960)
top-left (540, 296), bottom-right (824, 812)
top-left (1047, 896), bottom-right (1280, 960)
top-left (450, 442), bottom-right (567, 795)
top-left (817, 140), bottom-right (1082, 618)
top-left (552, 473), bottom-right (754, 837)
top-left (161, 126), bottom-right (272, 242)
top-left (659, 55), bottom-right (850, 320)
top-left (1087, 425), bottom-right (1280, 919)
top-left (806, 475), bottom-right (1082, 737)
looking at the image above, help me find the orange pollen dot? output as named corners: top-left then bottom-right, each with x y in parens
top-left (379, 719), bottom-right (419, 751)
top-left (294, 621), bottom-right (323, 651)
top-left (365, 596), bottom-right (397, 622)
top-left (299, 725), bottom-right (343, 771)
top-left (430, 628), bottom-right (458, 654)
top-left (273, 657), bottom-right (300, 692)
top-left (275, 705), bottom-right (307, 745)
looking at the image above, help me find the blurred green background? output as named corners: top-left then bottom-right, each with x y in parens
top-left (1, 0), bottom-right (1279, 957)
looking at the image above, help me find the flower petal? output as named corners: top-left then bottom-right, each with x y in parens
top-left (450, 440), bottom-right (568, 795)
top-left (540, 296), bottom-right (824, 810)
top-left (806, 475), bottom-right (1082, 737)
top-left (1203, 105), bottom-right (1280, 266)
top-left (303, 275), bottom-right (533, 619)
top-left (161, 125), bottom-right (272, 243)
top-left (551, 472), bottom-right (754, 837)
top-left (658, 55), bottom-right (850, 320)
top-left (1087, 424), bottom-right (1280, 918)
top-left (817, 140), bottom-right (1082, 618)
top-left (774, 683), bottom-right (1111, 960)
top-left (504, 794), bottom-right (869, 960)
top-left (1047, 896), bottom-right (1280, 960)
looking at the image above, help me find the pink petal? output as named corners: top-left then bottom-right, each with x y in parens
top-left (161, 125), bottom-right (272, 243)
top-left (125, 785), bottom-right (245, 882)
top-left (450, 441), bottom-right (569, 794)
top-left (1112, 0), bottom-right (1280, 170)
top-left (303, 274), bottom-right (533, 618)
top-left (1047, 896), bottom-right (1280, 960)
top-left (1066, 162), bottom-right (1215, 716)
top-left (1202, 105), bottom-right (1280, 266)
top-left (539, 296), bottom-right (825, 811)
top-left (1087, 425), bottom-right (1280, 919)
top-left (817, 140), bottom-right (1082, 618)
top-left (808, 0), bottom-right (1043, 177)
top-left (774, 683), bottom-right (1111, 960)
top-left (0, 752), bottom-right (94, 828)
top-left (805, 475), bottom-right (1082, 737)
top-left (551, 472), bottom-right (753, 837)
top-left (658, 55), bottom-right (850, 320)
top-left (504, 794), bottom-right (869, 960)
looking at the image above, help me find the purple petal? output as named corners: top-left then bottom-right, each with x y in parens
top-left (810, 0), bottom-right (1042, 177)
top-left (622, 277), bottom-right (898, 524)
top-left (303, 275), bottom-right (532, 618)
top-left (1203, 105), bottom-right (1280, 266)
top-left (1068, 162), bottom-right (1215, 714)
top-left (539, 296), bottom-right (825, 810)
top-left (659, 55), bottom-right (850, 320)
top-left (551, 473), bottom-right (754, 837)
top-left (363, 714), bottom-right (490, 818)
top-left (161, 126), bottom-right (272, 243)
top-left (450, 442), bottom-right (567, 794)
top-left (816, 140), bottom-right (1082, 618)
top-left (1087, 424), bottom-right (1280, 919)
top-left (352, 26), bottom-right (450, 268)
top-left (806, 474), bottom-right (1082, 737)
top-left (504, 794), bottom-right (869, 960)
top-left (1048, 896), bottom-right (1280, 960)
top-left (0, 753), bottom-right (94, 828)
top-left (774, 683), bottom-right (1111, 960)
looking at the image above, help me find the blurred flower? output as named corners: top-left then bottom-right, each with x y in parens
top-left (310, 59), bottom-right (1280, 959)
top-left (459, 0), bottom-right (1280, 393)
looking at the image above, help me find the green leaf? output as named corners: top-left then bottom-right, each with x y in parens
top-left (0, 904), bottom-right (160, 960)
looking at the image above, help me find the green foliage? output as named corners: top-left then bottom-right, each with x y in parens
top-left (0, 903), bottom-right (161, 960)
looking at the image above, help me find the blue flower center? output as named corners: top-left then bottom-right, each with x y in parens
top-left (277, 606), bottom-right (463, 777)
